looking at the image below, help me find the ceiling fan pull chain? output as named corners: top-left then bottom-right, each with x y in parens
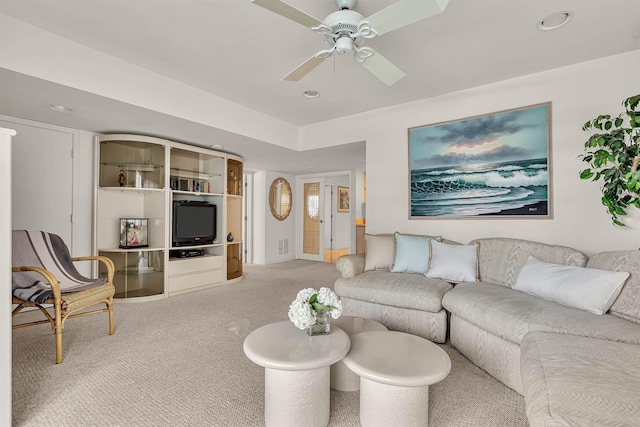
top-left (333, 51), bottom-right (336, 78)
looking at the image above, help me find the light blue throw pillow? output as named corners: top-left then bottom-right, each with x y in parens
top-left (391, 232), bottom-right (441, 274)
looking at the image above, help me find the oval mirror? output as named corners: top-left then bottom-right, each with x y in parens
top-left (269, 177), bottom-right (292, 221)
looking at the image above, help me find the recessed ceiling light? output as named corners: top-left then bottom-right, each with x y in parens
top-left (303, 90), bottom-right (320, 99)
top-left (537, 11), bottom-right (573, 31)
top-left (47, 104), bottom-right (73, 113)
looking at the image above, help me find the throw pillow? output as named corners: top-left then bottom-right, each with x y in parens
top-left (391, 232), bottom-right (441, 274)
top-left (425, 240), bottom-right (478, 283)
top-left (513, 256), bottom-right (630, 315)
top-left (364, 234), bottom-right (395, 271)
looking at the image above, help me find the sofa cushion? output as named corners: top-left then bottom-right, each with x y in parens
top-left (513, 256), bottom-right (629, 315)
top-left (336, 253), bottom-right (365, 279)
top-left (470, 238), bottom-right (588, 288)
top-left (335, 270), bottom-right (453, 313)
top-left (426, 240), bottom-right (478, 283)
top-left (521, 331), bottom-right (640, 427)
top-left (390, 232), bottom-right (440, 274)
top-left (364, 234), bottom-right (395, 271)
top-left (442, 282), bottom-right (640, 345)
top-left (588, 250), bottom-right (640, 324)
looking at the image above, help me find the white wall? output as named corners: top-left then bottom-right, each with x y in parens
top-left (264, 172), bottom-right (296, 264)
top-left (355, 169), bottom-right (366, 221)
top-left (300, 50), bottom-right (640, 256)
top-left (252, 171), bottom-right (296, 264)
top-left (325, 175), bottom-right (351, 250)
top-left (0, 115), bottom-right (95, 263)
top-left (0, 14), bottom-right (298, 151)
top-left (1, 127), bottom-right (16, 427)
top-left (252, 171), bottom-right (267, 264)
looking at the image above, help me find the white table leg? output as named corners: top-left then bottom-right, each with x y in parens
top-left (360, 377), bottom-right (429, 427)
top-left (264, 366), bottom-right (330, 427)
top-left (331, 360), bottom-right (360, 391)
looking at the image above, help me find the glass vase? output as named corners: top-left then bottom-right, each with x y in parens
top-left (307, 311), bottom-right (331, 336)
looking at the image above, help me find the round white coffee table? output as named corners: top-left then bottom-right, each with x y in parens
top-left (330, 316), bottom-right (388, 391)
top-left (342, 330), bottom-right (451, 427)
top-left (243, 321), bottom-right (350, 427)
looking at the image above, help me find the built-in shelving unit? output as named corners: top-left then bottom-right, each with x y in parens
top-left (94, 134), bottom-right (243, 301)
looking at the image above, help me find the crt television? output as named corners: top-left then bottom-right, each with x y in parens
top-left (172, 200), bottom-right (217, 247)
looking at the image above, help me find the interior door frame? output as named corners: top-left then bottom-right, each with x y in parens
top-left (296, 177), bottom-right (325, 261)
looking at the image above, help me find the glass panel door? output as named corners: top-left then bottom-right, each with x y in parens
top-left (300, 179), bottom-right (324, 261)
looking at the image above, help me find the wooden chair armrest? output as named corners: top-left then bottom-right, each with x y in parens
top-left (72, 256), bottom-right (115, 283)
top-left (12, 266), bottom-right (62, 301)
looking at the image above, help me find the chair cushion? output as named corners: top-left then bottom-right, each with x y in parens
top-left (425, 240), bottom-right (478, 283)
top-left (470, 238), bottom-right (588, 288)
top-left (364, 234), bottom-right (395, 271)
top-left (335, 270), bottom-right (453, 313)
top-left (521, 331), bottom-right (640, 427)
top-left (513, 256), bottom-right (629, 315)
top-left (12, 230), bottom-right (107, 303)
top-left (588, 250), bottom-right (640, 324)
top-left (442, 282), bottom-right (640, 345)
top-left (390, 232), bottom-right (440, 274)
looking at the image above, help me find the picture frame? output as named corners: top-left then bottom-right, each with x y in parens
top-left (338, 186), bottom-right (350, 213)
top-left (408, 102), bottom-right (552, 219)
top-left (119, 218), bottom-right (149, 249)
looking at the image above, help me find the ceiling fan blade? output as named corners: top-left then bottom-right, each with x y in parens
top-left (282, 55), bottom-right (326, 81)
top-left (364, 0), bottom-right (449, 35)
top-left (360, 50), bottom-right (406, 86)
top-left (251, 0), bottom-right (322, 28)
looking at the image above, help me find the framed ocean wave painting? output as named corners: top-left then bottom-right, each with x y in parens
top-left (409, 102), bottom-right (552, 219)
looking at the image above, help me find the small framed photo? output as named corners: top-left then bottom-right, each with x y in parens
top-left (338, 186), bottom-right (350, 213)
top-left (119, 218), bottom-right (149, 249)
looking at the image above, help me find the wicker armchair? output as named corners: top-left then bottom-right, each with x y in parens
top-left (12, 230), bottom-right (115, 363)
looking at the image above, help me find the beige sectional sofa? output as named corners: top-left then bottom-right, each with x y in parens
top-left (334, 234), bottom-right (640, 426)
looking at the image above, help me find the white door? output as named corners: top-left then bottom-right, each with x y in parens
top-left (2, 120), bottom-right (73, 244)
top-left (299, 178), bottom-right (325, 261)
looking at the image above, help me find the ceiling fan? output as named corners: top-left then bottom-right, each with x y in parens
top-left (251, 0), bottom-right (450, 86)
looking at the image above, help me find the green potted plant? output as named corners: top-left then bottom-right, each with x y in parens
top-left (579, 94), bottom-right (640, 226)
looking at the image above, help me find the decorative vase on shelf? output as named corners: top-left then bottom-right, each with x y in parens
top-left (306, 311), bottom-right (331, 336)
top-left (227, 232), bottom-right (234, 242)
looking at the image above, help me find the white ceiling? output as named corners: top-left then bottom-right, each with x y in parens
top-left (0, 0), bottom-right (639, 174)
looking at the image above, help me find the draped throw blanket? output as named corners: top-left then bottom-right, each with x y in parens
top-left (12, 230), bottom-right (107, 303)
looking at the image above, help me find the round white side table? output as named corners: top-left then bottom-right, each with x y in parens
top-left (342, 330), bottom-right (451, 427)
top-left (330, 316), bottom-right (388, 391)
top-left (243, 321), bottom-right (350, 427)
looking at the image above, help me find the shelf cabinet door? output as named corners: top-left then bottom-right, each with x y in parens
top-left (99, 139), bottom-right (165, 189)
top-left (227, 243), bottom-right (242, 280)
top-left (227, 159), bottom-right (243, 196)
top-left (99, 250), bottom-right (165, 299)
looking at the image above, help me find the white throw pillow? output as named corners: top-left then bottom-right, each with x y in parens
top-left (513, 256), bottom-right (630, 315)
top-left (425, 240), bottom-right (478, 283)
top-left (364, 234), bottom-right (395, 271)
top-left (391, 232), bottom-right (441, 274)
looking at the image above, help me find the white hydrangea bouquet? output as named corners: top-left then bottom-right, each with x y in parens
top-left (288, 287), bottom-right (342, 335)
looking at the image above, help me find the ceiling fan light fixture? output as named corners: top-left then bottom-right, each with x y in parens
top-left (537, 11), bottom-right (573, 31)
top-left (47, 104), bottom-right (72, 113)
top-left (303, 90), bottom-right (320, 99)
top-left (335, 36), bottom-right (354, 54)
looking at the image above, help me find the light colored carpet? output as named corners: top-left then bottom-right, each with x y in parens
top-left (12, 260), bottom-right (528, 426)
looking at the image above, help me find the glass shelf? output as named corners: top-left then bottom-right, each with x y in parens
top-left (98, 186), bottom-right (164, 193)
top-left (170, 167), bottom-right (221, 179)
top-left (99, 246), bottom-right (165, 253)
top-left (103, 162), bottom-right (164, 171)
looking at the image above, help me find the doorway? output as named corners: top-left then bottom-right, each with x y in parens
top-left (299, 178), bottom-right (325, 261)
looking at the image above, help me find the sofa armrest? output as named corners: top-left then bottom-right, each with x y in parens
top-left (336, 254), bottom-right (365, 279)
